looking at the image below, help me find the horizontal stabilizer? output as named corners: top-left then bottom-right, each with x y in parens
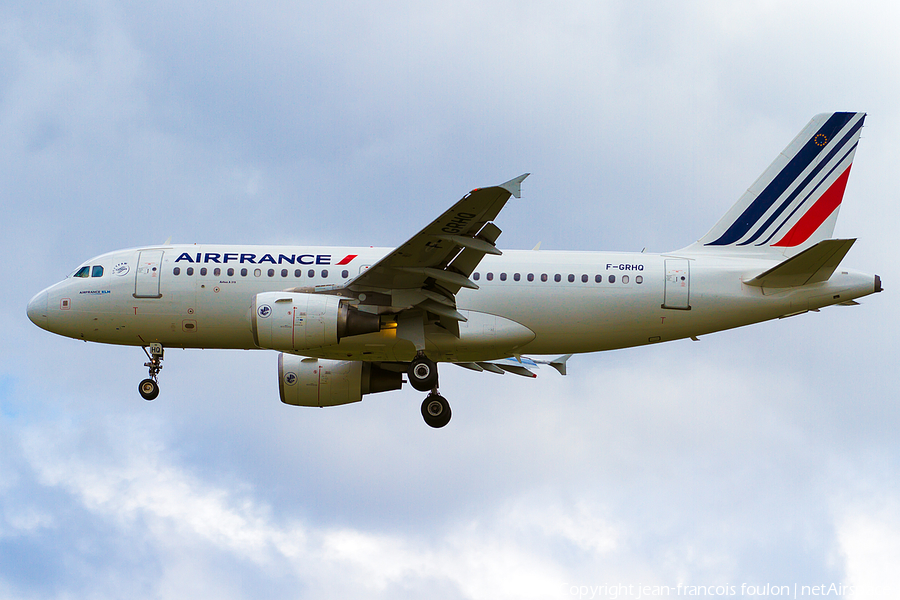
top-left (744, 239), bottom-right (855, 288)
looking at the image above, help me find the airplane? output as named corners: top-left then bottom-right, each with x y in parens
top-left (27, 112), bottom-right (882, 428)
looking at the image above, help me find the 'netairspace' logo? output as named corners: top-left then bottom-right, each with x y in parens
top-left (561, 582), bottom-right (857, 599)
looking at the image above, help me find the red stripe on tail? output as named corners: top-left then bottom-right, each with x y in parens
top-left (772, 165), bottom-right (852, 247)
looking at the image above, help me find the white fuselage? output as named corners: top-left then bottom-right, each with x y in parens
top-left (27, 244), bottom-right (879, 362)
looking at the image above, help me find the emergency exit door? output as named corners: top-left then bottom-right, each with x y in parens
top-left (662, 259), bottom-right (691, 310)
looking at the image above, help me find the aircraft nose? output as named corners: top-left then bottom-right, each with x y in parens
top-left (27, 289), bottom-right (49, 329)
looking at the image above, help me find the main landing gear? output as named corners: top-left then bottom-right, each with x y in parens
top-left (421, 393), bottom-right (451, 429)
top-left (138, 343), bottom-right (164, 401)
top-left (408, 354), bottom-right (451, 428)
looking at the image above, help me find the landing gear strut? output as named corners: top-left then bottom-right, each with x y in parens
top-left (408, 354), bottom-right (451, 428)
top-left (139, 343), bottom-right (163, 401)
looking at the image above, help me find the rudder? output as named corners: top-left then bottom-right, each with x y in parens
top-left (692, 112), bottom-right (865, 256)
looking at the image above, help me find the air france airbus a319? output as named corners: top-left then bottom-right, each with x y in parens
top-left (28, 112), bottom-right (882, 427)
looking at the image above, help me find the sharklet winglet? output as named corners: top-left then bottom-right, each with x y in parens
top-left (499, 173), bottom-right (530, 199)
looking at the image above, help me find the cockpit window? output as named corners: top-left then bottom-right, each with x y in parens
top-left (74, 266), bottom-right (90, 278)
top-left (91, 265), bottom-right (104, 277)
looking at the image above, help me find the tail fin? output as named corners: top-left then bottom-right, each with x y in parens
top-left (689, 112), bottom-right (865, 257)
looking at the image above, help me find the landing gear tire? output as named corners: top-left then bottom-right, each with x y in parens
top-left (139, 378), bottom-right (160, 401)
top-left (408, 355), bottom-right (438, 392)
top-left (421, 394), bottom-right (451, 428)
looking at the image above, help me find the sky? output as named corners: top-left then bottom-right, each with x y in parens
top-left (2, 1), bottom-right (898, 598)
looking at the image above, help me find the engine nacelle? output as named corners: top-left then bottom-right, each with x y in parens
top-left (278, 354), bottom-right (403, 407)
top-left (251, 292), bottom-right (381, 351)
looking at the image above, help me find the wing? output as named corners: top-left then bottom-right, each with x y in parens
top-left (453, 354), bottom-right (572, 378)
top-left (343, 174), bottom-right (529, 336)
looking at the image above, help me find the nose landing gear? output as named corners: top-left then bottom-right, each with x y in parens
top-left (408, 354), bottom-right (451, 428)
top-left (138, 343), bottom-right (163, 401)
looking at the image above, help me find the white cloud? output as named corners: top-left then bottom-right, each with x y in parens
top-left (13, 411), bottom-right (618, 599)
top-left (838, 499), bottom-right (900, 599)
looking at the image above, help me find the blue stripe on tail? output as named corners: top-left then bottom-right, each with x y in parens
top-left (738, 118), bottom-right (864, 246)
top-left (705, 112), bottom-right (855, 246)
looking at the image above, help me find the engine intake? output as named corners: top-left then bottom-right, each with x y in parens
top-left (278, 354), bottom-right (403, 407)
top-left (251, 292), bottom-right (381, 351)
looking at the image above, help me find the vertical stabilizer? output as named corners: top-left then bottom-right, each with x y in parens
top-left (688, 112), bottom-right (865, 257)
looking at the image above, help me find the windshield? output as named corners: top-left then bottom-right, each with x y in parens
top-left (69, 265), bottom-right (105, 278)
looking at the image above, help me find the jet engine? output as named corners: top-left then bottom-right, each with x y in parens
top-left (278, 354), bottom-right (403, 407)
top-left (251, 292), bottom-right (381, 351)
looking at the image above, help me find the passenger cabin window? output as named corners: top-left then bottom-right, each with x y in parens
top-left (173, 267), bottom-right (181, 276)
top-left (74, 266), bottom-right (90, 278)
top-left (91, 265), bottom-right (104, 277)
top-left (473, 272), bottom-right (480, 281)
